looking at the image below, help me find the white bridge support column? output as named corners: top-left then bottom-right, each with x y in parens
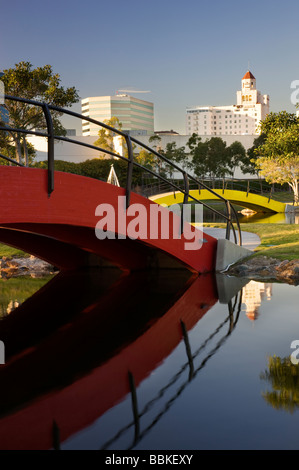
top-left (215, 273), bottom-right (249, 304)
top-left (216, 238), bottom-right (252, 272)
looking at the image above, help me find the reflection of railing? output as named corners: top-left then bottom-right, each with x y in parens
top-left (97, 289), bottom-right (243, 451)
top-left (0, 95), bottom-right (242, 246)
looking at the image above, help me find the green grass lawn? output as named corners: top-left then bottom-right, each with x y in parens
top-left (204, 222), bottom-right (299, 261)
top-left (271, 191), bottom-right (295, 203)
top-left (0, 244), bottom-right (28, 258)
top-left (0, 275), bottom-right (54, 318)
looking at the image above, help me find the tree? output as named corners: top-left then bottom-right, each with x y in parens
top-left (186, 133), bottom-right (202, 151)
top-left (146, 134), bottom-right (165, 175)
top-left (0, 132), bottom-right (36, 165)
top-left (260, 355), bottom-right (299, 414)
top-left (189, 137), bottom-right (233, 185)
top-left (227, 141), bottom-right (246, 177)
top-left (246, 134), bottom-right (266, 176)
top-left (148, 134), bottom-right (162, 151)
top-left (0, 61), bottom-right (79, 166)
top-left (254, 111), bottom-right (299, 204)
top-left (137, 134), bottom-right (161, 172)
top-left (259, 110), bottom-right (298, 134)
top-left (135, 148), bottom-right (158, 171)
top-left (94, 116), bottom-right (125, 158)
top-left (0, 132), bottom-right (16, 161)
top-left (160, 141), bottom-right (187, 177)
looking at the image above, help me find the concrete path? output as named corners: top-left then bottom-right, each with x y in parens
top-left (203, 227), bottom-right (261, 251)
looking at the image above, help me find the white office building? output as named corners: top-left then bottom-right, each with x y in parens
top-left (81, 94), bottom-right (154, 136)
top-left (186, 71), bottom-right (269, 136)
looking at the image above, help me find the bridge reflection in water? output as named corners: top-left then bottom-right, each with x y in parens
top-left (0, 267), bottom-right (246, 450)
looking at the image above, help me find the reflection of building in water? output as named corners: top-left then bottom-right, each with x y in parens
top-left (242, 281), bottom-right (272, 321)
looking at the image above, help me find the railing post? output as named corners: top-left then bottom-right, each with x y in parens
top-left (42, 104), bottom-right (54, 197)
top-left (268, 186), bottom-right (273, 203)
top-left (128, 371), bottom-right (140, 444)
top-left (125, 134), bottom-right (134, 209)
top-left (225, 201), bottom-right (231, 241)
top-left (52, 420), bottom-right (60, 450)
top-left (180, 320), bottom-right (194, 381)
top-left (181, 172), bottom-right (189, 234)
top-left (228, 300), bottom-right (234, 334)
top-left (247, 180), bottom-right (249, 197)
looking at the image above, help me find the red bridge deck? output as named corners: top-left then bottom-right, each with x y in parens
top-left (0, 167), bottom-right (217, 273)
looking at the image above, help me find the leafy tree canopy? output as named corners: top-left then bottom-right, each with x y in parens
top-left (93, 116), bottom-right (125, 158)
top-left (189, 137), bottom-right (237, 182)
top-left (227, 141), bottom-right (247, 177)
top-left (159, 141), bottom-right (188, 177)
top-left (186, 133), bottom-right (202, 151)
top-left (135, 148), bottom-right (159, 172)
top-left (254, 111), bottom-right (299, 204)
top-left (244, 134), bottom-right (266, 176)
top-left (0, 61), bottom-right (79, 166)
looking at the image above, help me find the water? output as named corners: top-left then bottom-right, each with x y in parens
top-left (0, 269), bottom-right (298, 450)
top-left (203, 207), bottom-right (299, 224)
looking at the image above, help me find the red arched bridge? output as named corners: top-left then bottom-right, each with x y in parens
top-left (0, 96), bottom-right (243, 274)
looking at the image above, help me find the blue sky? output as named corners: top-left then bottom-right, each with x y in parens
top-left (1, 0), bottom-right (299, 133)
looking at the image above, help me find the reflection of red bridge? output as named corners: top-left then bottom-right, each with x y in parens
top-left (0, 166), bottom-right (218, 273)
top-left (0, 269), bottom-right (219, 450)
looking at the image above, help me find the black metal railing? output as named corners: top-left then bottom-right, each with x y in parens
top-left (141, 177), bottom-right (288, 202)
top-left (0, 95), bottom-right (242, 246)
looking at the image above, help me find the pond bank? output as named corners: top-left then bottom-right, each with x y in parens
top-left (204, 224), bottom-right (299, 285)
top-left (226, 256), bottom-right (299, 285)
top-left (2, 253), bottom-right (299, 287)
top-left (0, 256), bottom-right (55, 279)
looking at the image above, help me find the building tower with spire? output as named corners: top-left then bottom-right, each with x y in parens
top-left (236, 70), bottom-right (269, 117)
top-left (186, 70), bottom-right (269, 136)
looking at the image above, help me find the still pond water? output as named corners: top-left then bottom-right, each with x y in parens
top-left (0, 268), bottom-right (299, 450)
top-left (204, 207), bottom-right (299, 225)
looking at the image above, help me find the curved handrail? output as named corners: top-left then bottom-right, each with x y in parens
top-left (142, 177), bottom-right (288, 201)
top-left (0, 95), bottom-right (242, 246)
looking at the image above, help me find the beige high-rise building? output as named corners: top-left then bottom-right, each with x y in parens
top-left (81, 94), bottom-right (154, 137)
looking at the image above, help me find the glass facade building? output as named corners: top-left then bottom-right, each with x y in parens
top-left (81, 94), bottom-right (154, 136)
